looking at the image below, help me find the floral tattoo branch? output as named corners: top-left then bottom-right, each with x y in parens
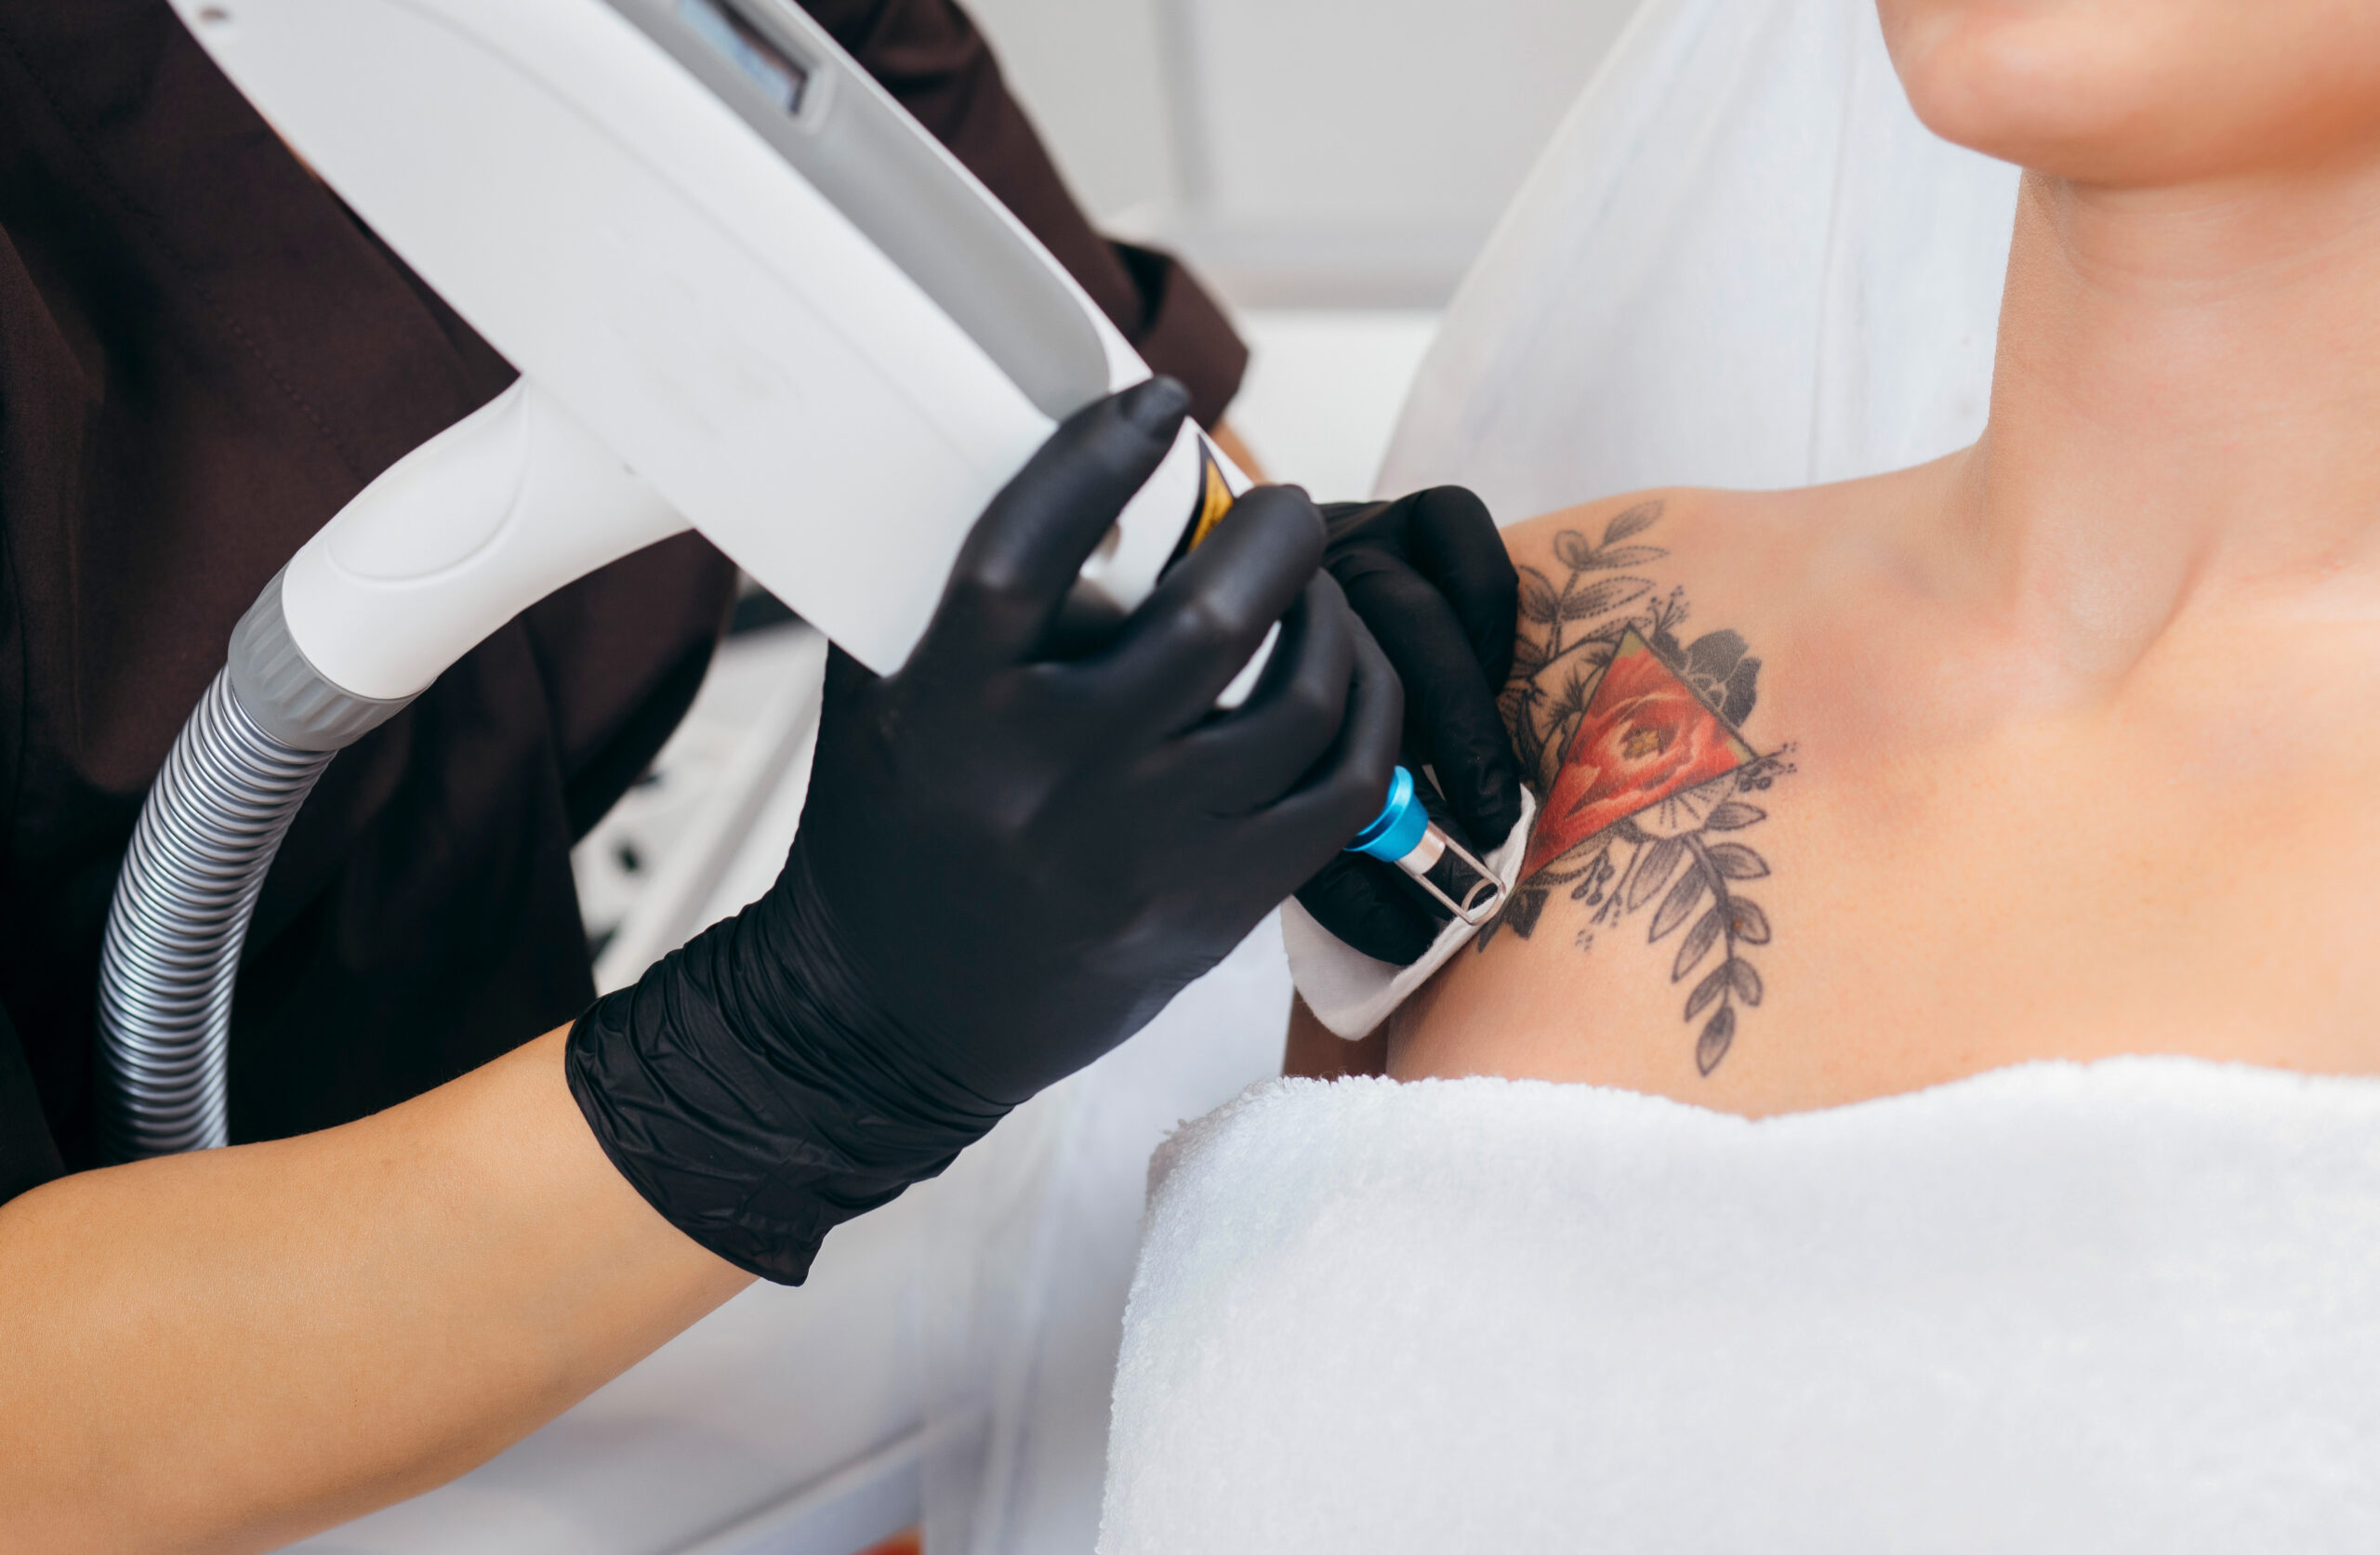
top-left (1484, 500), bottom-right (1792, 1075)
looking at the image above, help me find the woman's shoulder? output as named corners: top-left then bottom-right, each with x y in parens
top-left (1389, 463), bottom-right (1950, 1109)
top-left (1497, 471), bottom-right (1928, 705)
top-left (1493, 482), bottom-right (1868, 743)
top-left (1500, 479), bottom-right (1884, 598)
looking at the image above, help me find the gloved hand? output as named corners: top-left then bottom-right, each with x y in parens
top-left (1293, 487), bottom-right (1524, 965)
top-left (568, 379), bottom-right (1402, 1284)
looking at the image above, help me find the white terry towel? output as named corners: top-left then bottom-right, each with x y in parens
top-left (1100, 1061), bottom-right (2380, 1552)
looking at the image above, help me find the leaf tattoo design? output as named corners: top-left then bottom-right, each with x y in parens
top-left (1482, 500), bottom-right (1794, 1075)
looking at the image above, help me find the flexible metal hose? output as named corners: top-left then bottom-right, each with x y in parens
top-left (96, 670), bottom-right (334, 1162)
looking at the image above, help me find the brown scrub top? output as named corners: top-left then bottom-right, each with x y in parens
top-left (0, 0), bottom-right (1248, 1197)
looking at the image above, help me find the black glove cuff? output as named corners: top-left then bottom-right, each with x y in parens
top-left (566, 849), bottom-right (1010, 1285)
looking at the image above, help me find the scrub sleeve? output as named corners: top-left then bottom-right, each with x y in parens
top-left (0, 0), bottom-right (1247, 1192)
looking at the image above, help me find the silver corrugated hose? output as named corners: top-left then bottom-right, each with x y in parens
top-left (96, 669), bottom-right (334, 1162)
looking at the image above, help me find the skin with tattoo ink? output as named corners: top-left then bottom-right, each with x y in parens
top-left (1478, 500), bottom-right (1792, 1076)
top-left (1386, 465), bottom-right (2380, 1117)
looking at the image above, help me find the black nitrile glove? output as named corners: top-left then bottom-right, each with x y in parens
top-left (1292, 487), bottom-right (1523, 965)
top-left (568, 379), bottom-right (1403, 1283)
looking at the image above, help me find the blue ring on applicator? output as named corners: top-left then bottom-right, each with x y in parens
top-left (1348, 765), bottom-right (1432, 863)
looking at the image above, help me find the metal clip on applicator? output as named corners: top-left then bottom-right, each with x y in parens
top-left (1347, 766), bottom-right (1506, 927)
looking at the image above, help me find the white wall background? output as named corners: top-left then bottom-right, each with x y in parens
top-left (968, 0), bottom-right (1645, 307)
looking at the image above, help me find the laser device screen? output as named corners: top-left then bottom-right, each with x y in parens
top-left (677, 0), bottom-right (808, 114)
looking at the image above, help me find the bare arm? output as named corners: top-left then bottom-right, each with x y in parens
top-left (0, 1028), bottom-right (750, 1554)
top-left (1282, 994), bottom-right (1386, 1080)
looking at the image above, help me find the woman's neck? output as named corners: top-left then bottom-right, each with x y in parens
top-left (1939, 157), bottom-right (2380, 679)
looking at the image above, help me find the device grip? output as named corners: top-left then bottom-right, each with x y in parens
top-left (277, 380), bottom-right (690, 704)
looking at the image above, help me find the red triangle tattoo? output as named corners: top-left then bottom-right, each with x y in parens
top-left (1522, 627), bottom-right (1758, 880)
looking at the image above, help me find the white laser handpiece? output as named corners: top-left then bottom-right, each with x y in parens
top-left (171, 0), bottom-right (1249, 704)
top-left (99, 0), bottom-right (1259, 1161)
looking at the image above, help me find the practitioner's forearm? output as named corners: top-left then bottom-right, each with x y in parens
top-left (0, 1027), bottom-right (751, 1555)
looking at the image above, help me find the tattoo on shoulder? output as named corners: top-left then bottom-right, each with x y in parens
top-left (1482, 499), bottom-right (1794, 1077)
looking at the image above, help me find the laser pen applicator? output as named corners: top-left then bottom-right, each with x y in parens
top-left (1347, 765), bottom-right (1506, 927)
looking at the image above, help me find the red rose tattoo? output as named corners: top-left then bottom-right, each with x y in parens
top-left (1522, 629), bottom-right (1757, 880)
top-left (1491, 502), bottom-right (1792, 1075)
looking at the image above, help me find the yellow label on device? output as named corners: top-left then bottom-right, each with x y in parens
top-left (1161, 439), bottom-right (1239, 575)
top-left (1183, 442), bottom-right (1235, 553)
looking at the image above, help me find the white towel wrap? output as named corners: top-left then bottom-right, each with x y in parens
top-left (1101, 1060), bottom-right (2380, 1552)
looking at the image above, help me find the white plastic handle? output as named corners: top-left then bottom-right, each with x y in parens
top-left (281, 380), bottom-right (689, 702)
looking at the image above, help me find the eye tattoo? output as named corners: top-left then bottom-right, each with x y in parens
top-left (1483, 500), bottom-right (1793, 1076)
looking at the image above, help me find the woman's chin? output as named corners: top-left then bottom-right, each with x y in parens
top-left (1889, 16), bottom-right (2144, 171)
top-left (1880, 0), bottom-right (2380, 188)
